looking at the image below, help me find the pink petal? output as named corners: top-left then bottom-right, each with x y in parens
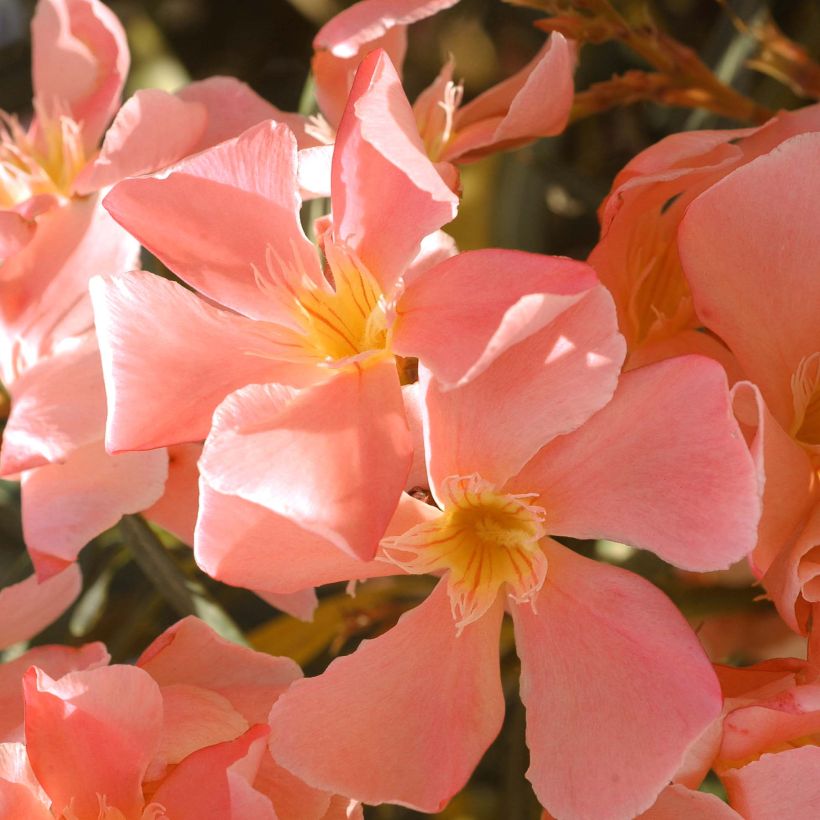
top-left (0, 642), bottom-right (108, 742)
top-left (0, 212), bottom-right (35, 260)
top-left (722, 746), bottom-right (820, 819)
top-left (74, 89), bottom-right (208, 193)
top-left (445, 34), bottom-right (575, 162)
top-left (638, 784), bottom-right (742, 819)
top-left (254, 755), bottom-right (334, 820)
top-left (90, 270), bottom-right (313, 451)
top-left (103, 121), bottom-right (321, 323)
top-left (0, 195), bottom-right (139, 373)
top-left (420, 284), bottom-right (624, 490)
top-left (315, 0), bottom-right (459, 58)
top-left (31, 0), bottom-right (129, 150)
top-left (194, 481), bottom-right (429, 593)
top-left (269, 580), bottom-right (505, 811)
top-left (0, 341), bottom-right (105, 475)
top-left (513, 540), bottom-right (721, 819)
top-left (0, 780), bottom-right (52, 820)
top-left (137, 616), bottom-right (301, 726)
top-left (393, 249), bottom-right (604, 386)
top-left (511, 356), bottom-right (761, 571)
top-left (256, 589), bottom-right (319, 622)
top-left (144, 443), bottom-right (203, 545)
top-left (199, 360), bottom-right (412, 561)
top-left (23, 664), bottom-right (162, 819)
top-left (0, 566), bottom-right (81, 651)
top-left (22, 442), bottom-right (168, 578)
top-left (331, 49), bottom-right (458, 293)
top-left (149, 725), bottom-right (275, 820)
top-left (680, 132), bottom-right (820, 429)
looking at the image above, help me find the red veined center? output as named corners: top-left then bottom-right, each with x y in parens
top-left (382, 474), bottom-right (548, 631)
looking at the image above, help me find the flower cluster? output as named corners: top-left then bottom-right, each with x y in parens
top-left (1, 0), bottom-right (818, 817)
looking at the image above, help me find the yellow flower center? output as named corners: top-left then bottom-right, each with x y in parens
top-left (382, 474), bottom-right (548, 631)
top-left (0, 104), bottom-right (86, 208)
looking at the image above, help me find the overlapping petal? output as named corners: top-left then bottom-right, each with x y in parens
top-left (514, 540), bottom-right (721, 819)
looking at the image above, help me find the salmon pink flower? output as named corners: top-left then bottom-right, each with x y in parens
top-left (238, 270), bottom-right (761, 816)
top-left (298, 0), bottom-right (575, 167)
top-left (0, 617), bottom-right (358, 819)
top-left (678, 131), bottom-right (820, 634)
top-left (589, 103), bottom-right (820, 361)
top-left (90, 49), bottom-right (587, 562)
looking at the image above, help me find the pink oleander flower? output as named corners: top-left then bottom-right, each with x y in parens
top-left (677, 130), bottom-right (820, 636)
top-left (588, 102), bottom-right (820, 362)
top-left (300, 0), bottom-right (575, 167)
top-left (196, 260), bottom-right (762, 815)
top-left (90, 49), bottom-right (585, 564)
top-left (0, 617), bottom-right (359, 819)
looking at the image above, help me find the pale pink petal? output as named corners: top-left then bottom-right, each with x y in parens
top-left (762, 502), bottom-right (820, 634)
top-left (74, 89), bottom-right (208, 193)
top-left (298, 145), bottom-right (333, 199)
top-left (23, 665), bottom-right (162, 819)
top-left (144, 443), bottom-right (202, 545)
top-left (680, 132), bottom-right (820, 429)
top-left (254, 755), bottom-right (334, 819)
top-left (0, 212), bottom-right (35, 260)
top-left (177, 76), bottom-right (308, 150)
top-left (312, 25), bottom-right (407, 130)
top-left (513, 540), bottom-right (721, 819)
top-left (149, 725), bottom-right (275, 820)
top-left (31, 0), bottom-right (129, 150)
top-left (0, 643), bottom-right (108, 742)
top-left (0, 341), bottom-right (104, 475)
top-left (730, 382), bottom-right (816, 579)
top-left (315, 0), bottom-right (459, 58)
top-left (22, 442), bottom-right (168, 578)
top-left (194, 482), bottom-right (429, 593)
top-left (331, 50), bottom-right (458, 293)
top-left (151, 683), bottom-right (248, 773)
top-left (401, 382), bottom-right (428, 489)
top-left (420, 284), bottom-right (624, 490)
top-left (511, 356), bottom-right (760, 571)
top-left (256, 589), bottom-right (319, 622)
top-left (639, 784), bottom-right (742, 819)
top-left (0, 780), bottom-right (52, 820)
top-left (0, 195), bottom-right (138, 372)
top-left (90, 271), bottom-right (313, 451)
top-left (722, 746), bottom-right (820, 819)
top-left (137, 616), bottom-right (301, 726)
top-left (269, 580), bottom-right (505, 811)
top-left (444, 34), bottom-right (575, 162)
top-left (393, 249), bottom-right (603, 386)
top-left (103, 121), bottom-right (321, 323)
top-left (199, 360), bottom-right (412, 560)
top-left (402, 229), bottom-right (458, 287)
top-left (0, 566), bottom-right (81, 651)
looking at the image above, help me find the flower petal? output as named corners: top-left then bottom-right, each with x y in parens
top-left (511, 356), bottom-right (761, 571)
top-left (144, 443), bottom-right (203, 545)
top-left (22, 442), bottom-right (168, 578)
top-left (420, 283), bottom-right (623, 490)
top-left (103, 120), bottom-right (320, 323)
top-left (680, 132), bottom-right (820, 429)
top-left (199, 360), bottom-right (412, 561)
top-left (194, 481), bottom-right (428, 593)
top-left (0, 566), bottom-right (81, 651)
top-left (393, 249), bottom-right (604, 386)
top-left (638, 784), bottom-right (742, 819)
top-left (268, 579), bottom-right (505, 811)
top-left (513, 540), bottom-right (721, 819)
top-left (74, 89), bottom-right (208, 193)
top-left (90, 270), bottom-right (312, 451)
top-left (23, 665), bottom-right (162, 820)
top-left (331, 49), bottom-right (458, 293)
top-left (31, 0), bottom-right (129, 149)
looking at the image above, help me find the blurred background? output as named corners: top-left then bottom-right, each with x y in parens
top-left (1, 0), bottom-right (818, 816)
